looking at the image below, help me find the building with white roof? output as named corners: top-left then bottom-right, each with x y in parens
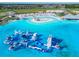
top-left (63, 14), bottom-right (79, 20)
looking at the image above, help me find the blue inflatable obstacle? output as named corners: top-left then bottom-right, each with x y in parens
top-left (42, 35), bottom-right (67, 53)
top-left (4, 30), bottom-right (67, 53)
top-left (4, 36), bottom-right (13, 44)
top-left (9, 42), bottom-right (23, 51)
top-left (22, 32), bottom-right (33, 39)
top-left (51, 37), bottom-right (67, 50)
top-left (12, 34), bottom-right (20, 41)
top-left (4, 31), bottom-right (21, 45)
top-left (52, 38), bottom-right (62, 46)
top-left (9, 40), bottom-right (29, 51)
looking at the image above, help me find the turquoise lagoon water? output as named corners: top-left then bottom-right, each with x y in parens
top-left (0, 17), bottom-right (79, 57)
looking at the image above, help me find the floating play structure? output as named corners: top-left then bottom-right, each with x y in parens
top-left (4, 30), bottom-right (67, 53)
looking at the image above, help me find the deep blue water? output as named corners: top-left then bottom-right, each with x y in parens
top-left (0, 18), bottom-right (79, 57)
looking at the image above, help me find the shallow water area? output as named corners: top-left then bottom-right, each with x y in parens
top-left (0, 16), bottom-right (79, 57)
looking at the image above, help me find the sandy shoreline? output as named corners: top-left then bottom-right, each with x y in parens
top-left (30, 18), bottom-right (55, 23)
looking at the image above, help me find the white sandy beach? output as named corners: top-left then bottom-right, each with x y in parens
top-left (31, 18), bottom-right (55, 23)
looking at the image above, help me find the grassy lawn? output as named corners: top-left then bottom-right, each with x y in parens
top-left (0, 7), bottom-right (78, 25)
top-left (0, 16), bottom-right (6, 18)
top-left (0, 16), bottom-right (18, 25)
top-left (0, 7), bottom-right (63, 14)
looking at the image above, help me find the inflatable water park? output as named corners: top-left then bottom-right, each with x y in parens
top-left (3, 30), bottom-right (67, 53)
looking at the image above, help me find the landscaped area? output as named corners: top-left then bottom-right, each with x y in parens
top-left (0, 3), bottom-right (79, 25)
